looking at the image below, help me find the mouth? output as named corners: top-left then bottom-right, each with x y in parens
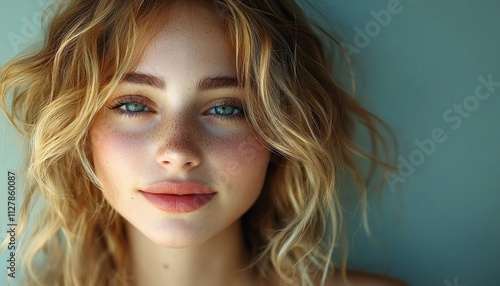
top-left (140, 180), bottom-right (217, 213)
top-left (141, 193), bottom-right (216, 213)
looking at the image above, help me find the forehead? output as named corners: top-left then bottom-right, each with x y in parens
top-left (135, 3), bottom-right (235, 78)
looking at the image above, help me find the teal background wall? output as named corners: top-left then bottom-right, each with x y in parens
top-left (1, 1), bottom-right (499, 285)
top-left (1, 1), bottom-right (50, 285)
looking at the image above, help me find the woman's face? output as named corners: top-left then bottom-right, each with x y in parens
top-left (90, 5), bottom-right (270, 248)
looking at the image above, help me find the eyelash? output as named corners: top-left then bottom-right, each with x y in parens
top-left (206, 98), bottom-right (245, 122)
top-left (107, 96), bottom-right (245, 121)
top-left (107, 96), bottom-right (155, 118)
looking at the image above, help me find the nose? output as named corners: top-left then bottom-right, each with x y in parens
top-left (155, 115), bottom-right (201, 172)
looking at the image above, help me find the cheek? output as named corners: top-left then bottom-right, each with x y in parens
top-left (210, 133), bottom-right (270, 192)
top-left (89, 122), bottom-right (150, 195)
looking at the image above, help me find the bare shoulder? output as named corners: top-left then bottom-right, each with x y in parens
top-left (326, 270), bottom-right (409, 286)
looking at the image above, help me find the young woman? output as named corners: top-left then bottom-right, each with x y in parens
top-left (1, 0), bottom-right (406, 285)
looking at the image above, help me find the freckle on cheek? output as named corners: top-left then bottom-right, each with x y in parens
top-left (217, 137), bottom-right (248, 168)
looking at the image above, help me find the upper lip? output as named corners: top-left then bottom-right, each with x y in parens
top-left (141, 180), bottom-right (216, 195)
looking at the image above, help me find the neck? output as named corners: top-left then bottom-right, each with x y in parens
top-left (126, 219), bottom-right (259, 286)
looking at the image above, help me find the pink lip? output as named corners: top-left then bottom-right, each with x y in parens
top-left (141, 181), bottom-right (217, 213)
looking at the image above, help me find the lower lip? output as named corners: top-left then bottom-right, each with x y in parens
top-left (141, 192), bottom-right (216, 213)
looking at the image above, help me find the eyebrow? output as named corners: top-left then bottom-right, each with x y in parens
top-left (123, 72), bottom-right (165, 89)
top-left (121, 72), bottom-right (240, 91)
top-left (197, 76), bottom-right (240, 91)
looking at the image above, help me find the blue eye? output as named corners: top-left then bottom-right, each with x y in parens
top-left (206, 99), bottom-right (245, 121)
top-left (207, 105), bottom-right (242, 116)
top-left (107, 96), bottom-right (154, 117)
top-left (119, 102), bottom-right (150, 113)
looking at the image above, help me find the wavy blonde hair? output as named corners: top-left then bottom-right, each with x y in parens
top-left (1, 0), bottom-right (391, 285)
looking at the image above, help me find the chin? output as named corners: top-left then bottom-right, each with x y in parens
top-left (131, 219), bottom-right (215, 249)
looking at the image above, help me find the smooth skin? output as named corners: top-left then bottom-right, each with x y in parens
top-left (90, 4), bottom-right (269, 285)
